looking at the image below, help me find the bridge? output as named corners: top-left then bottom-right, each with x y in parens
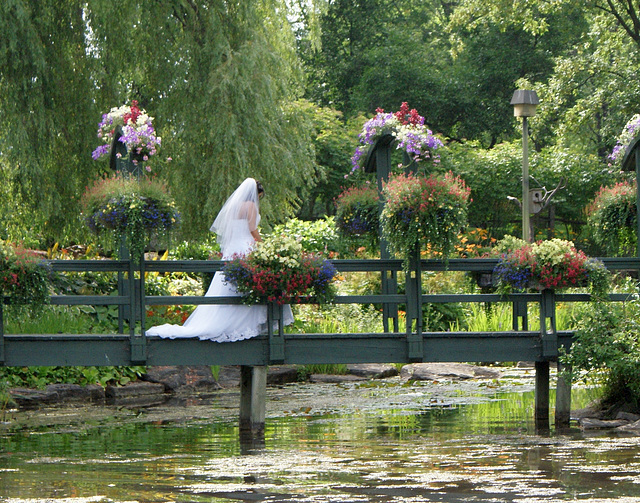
top-left (2, 255), bottom-right (636, 441)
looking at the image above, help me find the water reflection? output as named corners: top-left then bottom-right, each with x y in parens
top-left (2, 371), bottom-right (640, 502)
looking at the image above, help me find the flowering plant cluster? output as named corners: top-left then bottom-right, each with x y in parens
top-left (381, 171), bottom-right (471, 263)
top-left (91, 100), bottom-right (161, 173)
top-left (81, 175), bottom-right (180, 261)
top-left (335, 183), bottom-right (380, 240)
top-left (351, 102), bottom-right (443, 172)
top-left (585, 181), bottom-right (637, 256)
top-left (223, 234), bottom-right (337, 305)
top-left (0, 240), bottom-right (51, 311)
top-left (493, 238), bottom-right (610, 296)
top-left (609, 114), bottom-right (640, 167)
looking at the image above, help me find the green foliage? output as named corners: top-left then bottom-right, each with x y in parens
top-left (291, 303), bottom-right (383, 334)
top-left (562, 289), bottom-right (640, 414)
top-left (0, 240), bottom-right (51, 313)
top-left (81, 175), bottom-right (180, 260)
top-left (586, 181), bottom-right (637, 256)
top-left (438, 141), bottom-right (616, 240)
top-left (292, 100), bottom-right (360, 219)
top-left (0, 365), bottom-right (145, 389)
top-left (270, 217), bottom-right (341, 254)
top-left (169, 238), bottom-right (220, 291)
top-left (0, 0), bottom-right (314, 243)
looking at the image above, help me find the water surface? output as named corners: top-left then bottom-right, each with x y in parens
top-left (2, 368), bottom-right (640, 502)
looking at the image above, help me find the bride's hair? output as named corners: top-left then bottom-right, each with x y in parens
top-left (256, 180), bottom-right (264, 197)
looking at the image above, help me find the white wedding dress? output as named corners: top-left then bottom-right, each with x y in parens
top-left (146, 211), bottom-right (293, 342)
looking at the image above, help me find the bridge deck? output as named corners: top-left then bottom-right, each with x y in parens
top-left (1, 330), bottom-right (574, 367)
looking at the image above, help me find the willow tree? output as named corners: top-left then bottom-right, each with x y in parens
top-left (0, 0), bottom-right (315, 241)
top-left (0, 0), bottom-right (101, 240)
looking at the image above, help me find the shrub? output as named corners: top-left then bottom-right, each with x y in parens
top-left (562, 288), bottom-right (640, 414)
top-left (270, 217), bottom-right (340, 254)
top-left (0, 240), bottom-right (51, 313)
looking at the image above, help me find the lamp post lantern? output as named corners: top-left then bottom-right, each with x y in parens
top-left (511, 90), bottom-right (539, 242)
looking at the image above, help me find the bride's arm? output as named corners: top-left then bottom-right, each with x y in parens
top-left (244, 202), bottom-right (262, 242)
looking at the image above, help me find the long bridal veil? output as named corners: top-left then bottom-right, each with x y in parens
top-left (146, 177), bottom-right (293, 341)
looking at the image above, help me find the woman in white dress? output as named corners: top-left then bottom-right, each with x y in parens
top-left (146, 177), bottom-right (293, 342)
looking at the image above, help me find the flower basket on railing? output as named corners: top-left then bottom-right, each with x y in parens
top-left (380, 171), bottom-right (471, 265)
top-left (492, 238), bottom-right (610, 296)
top-left (335, 183), bottom-right (380, 243)
top-left (0, 240), bottom-right (51, 312)
top-left (222, 234), bottom-right (337, 305)
top-left (81, 175), bottom-right (180, 261)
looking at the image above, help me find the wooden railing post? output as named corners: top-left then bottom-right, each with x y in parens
top-left (406, 246), bottom-right (423, 361)
top-left (130, 256), bottom-right (147, 364)
top-left (0, 300), bottom-right (4, 364)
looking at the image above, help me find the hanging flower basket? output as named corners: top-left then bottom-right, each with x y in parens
top-left (493, 238), bottom-right (610, 296)
top-left (381, 171), bottom-right (471, 263)
top-left (609, 114), bottom-right (640, 168)
top-left (351, 102), bottom-right (443, 173)
top-left (91, 100), bottom-right (161, 174)
top-left (223, 234), bottom-right (338, 305)
top-left (335, 183), bottom-right (380, 241)
top-left (81, 175), bottom-right (180, 261)
top-left (585, 181), bottom-right (637, 256)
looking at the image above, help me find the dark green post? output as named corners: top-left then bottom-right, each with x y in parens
top-left (370, 136), bottom-right (399, 332)
top-left (406, 244), bottom-right (423, 361)
top-left (0, 301), bottom-right (4, 364)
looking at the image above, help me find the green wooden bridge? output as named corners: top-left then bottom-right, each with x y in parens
top-left (2, 255), bottom-right (637, 438)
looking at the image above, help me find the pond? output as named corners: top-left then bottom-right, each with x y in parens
top-left (2, 367), bottom-right (640, 502)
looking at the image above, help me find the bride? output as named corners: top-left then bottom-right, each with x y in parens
top-left (146, 177), bottom-right (294, 342)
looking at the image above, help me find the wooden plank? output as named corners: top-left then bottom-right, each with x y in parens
top-left (1, 332), bottom-right (572, 367)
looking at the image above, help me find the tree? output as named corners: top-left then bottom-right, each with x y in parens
top-left (0, 0), bottom-right (101, 241)
top-left (0, 1), bottom-right (316, 242)
top-left (292, 100), bottom-right (360, 219)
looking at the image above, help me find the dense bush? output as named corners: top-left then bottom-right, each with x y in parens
top-left (562, 286), bottom-right (640, 414)
top-left (270, 217), bottom-right (341, 255)
top-left (0, 240), bottom-right (51, 314)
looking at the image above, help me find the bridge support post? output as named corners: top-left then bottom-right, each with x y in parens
top-left (239, 365), bottom-right (267, 448)
top-left (535, 361), bottom-right (550, 432)
top-left (555, 362), bottom-right (572, 430)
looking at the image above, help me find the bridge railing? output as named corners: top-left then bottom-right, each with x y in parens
top-left (1, 256), bottom-right (638, 367)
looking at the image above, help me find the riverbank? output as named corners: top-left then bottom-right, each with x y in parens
top-left (6, 362), bottom-right (500, 409)
top-left (5, 363), bottom-right (640, 433)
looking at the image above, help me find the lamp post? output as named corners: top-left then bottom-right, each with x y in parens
top-left (511, 90), bottom-right (539, 242)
